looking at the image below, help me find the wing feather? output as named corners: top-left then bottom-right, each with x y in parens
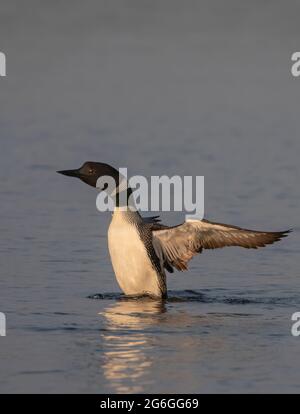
top-left (152, 219), bottom-right (290, 272)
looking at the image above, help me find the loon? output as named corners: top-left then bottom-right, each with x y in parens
top-left (57, 161), bottom-right (290, 299)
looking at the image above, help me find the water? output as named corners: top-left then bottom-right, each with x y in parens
top-left (0, 0), bottom-right (300, 393)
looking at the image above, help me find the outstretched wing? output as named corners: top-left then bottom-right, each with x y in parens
top-left (152, 219), bottom-right (290, 272)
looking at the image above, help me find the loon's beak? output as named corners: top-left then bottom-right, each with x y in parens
top-left (57, 169), bottom-right (81, 178)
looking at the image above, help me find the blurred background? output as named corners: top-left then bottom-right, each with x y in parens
top-left (0, 0), bottom-right (299, 393)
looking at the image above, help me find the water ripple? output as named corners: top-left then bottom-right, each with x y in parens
top-left (88, 289), bottom-right (300, 307)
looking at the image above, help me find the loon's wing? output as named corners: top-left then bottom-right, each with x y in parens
top-left (152, 219), bottom-right (290, 272)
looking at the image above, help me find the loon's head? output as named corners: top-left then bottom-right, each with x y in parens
top-left (57, 161), bottom-right (120, 189)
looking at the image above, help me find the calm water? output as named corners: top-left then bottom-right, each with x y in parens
top-left (0, 1), bottom-right (300, 393)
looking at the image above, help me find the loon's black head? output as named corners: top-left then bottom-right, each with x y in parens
top-left (57, 161), bottom-right (120, 189)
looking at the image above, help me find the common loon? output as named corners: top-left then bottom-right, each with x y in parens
top-left (57, 161), bottom-right (290, 299)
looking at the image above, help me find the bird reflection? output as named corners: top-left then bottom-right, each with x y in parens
top-left (98, 298), bottom-right (166, 393)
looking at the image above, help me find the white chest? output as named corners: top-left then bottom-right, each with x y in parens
top-left (107, 211), bottom-right (162, 296)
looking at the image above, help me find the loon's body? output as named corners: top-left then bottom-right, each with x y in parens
top-left (57, 161), bottom-right (290, 299)
top-left (108, 208), bottom-right (166, 297)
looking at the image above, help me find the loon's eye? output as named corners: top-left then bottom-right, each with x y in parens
top-left (88, 168), bottom-right (95, 175)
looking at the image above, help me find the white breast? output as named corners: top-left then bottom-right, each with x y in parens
top-left (107, 209), bottom-right (162, 297)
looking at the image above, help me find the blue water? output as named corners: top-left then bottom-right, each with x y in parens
top-left (0, 0), bottom-right (299, 393)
